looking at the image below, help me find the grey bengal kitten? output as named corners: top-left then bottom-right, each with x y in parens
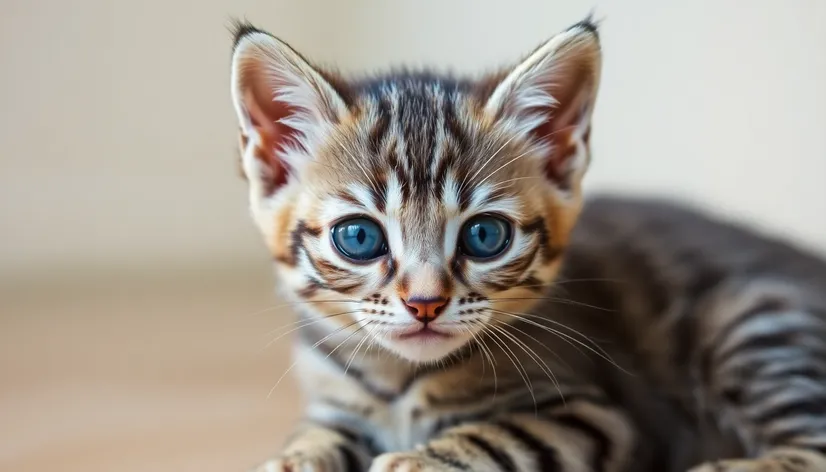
top-left (229, 17), bottom-right (826, 472)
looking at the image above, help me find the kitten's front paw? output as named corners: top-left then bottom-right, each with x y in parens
top-left (689, 449), bottom-right (826, 472)
top-left (369, 451), bottom-right (461, 472)
top-left (248, 453), bottom-right (333, 472)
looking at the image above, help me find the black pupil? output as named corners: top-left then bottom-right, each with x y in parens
top-left (356, 228), bottom-right (366, 245)
top-left (477, 226), bottom-right (488, 244)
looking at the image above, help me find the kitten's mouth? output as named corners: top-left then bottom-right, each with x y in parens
top-left (396, 326), bottom-right (452, 341)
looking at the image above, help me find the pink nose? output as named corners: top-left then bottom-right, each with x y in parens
top-left (402, 297), bottom-right (449, 323)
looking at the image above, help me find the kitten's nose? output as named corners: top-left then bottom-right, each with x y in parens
top-left (402, 297), bottom-right (449, 324)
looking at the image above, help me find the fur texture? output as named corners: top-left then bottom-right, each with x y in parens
top-left (228, 18), bottom-right (826, 472)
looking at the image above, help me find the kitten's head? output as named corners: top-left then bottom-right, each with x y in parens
top-left (230, 20), bottom-right (601, 363)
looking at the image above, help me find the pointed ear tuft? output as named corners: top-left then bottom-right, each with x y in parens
top-left (230, 26), bottom-right (350, 198)
top-left (228, 18), bottom-right (268, 52)
top-left (484, 21), bottom-right (601, 191)
top-left (567, 13), bottom-right (601, 38)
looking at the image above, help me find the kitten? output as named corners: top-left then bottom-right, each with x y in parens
top-left (229, 18), bottom-right (826, 472)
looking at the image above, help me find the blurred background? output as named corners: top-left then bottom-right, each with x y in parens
top-left (1, 1), bottom-right (824, 471)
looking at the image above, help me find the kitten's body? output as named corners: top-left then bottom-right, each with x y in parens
top-left (290, 197), bottom-right (826, 472)
top-left (228, 19), bottom-right (826, 472)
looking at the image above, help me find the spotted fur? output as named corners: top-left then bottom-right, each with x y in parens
top-left (228, 17), bottom-right (826, 472)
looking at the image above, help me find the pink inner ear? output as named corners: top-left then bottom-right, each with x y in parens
top-left (527, 90), bottom-right (592, 189)
top-left (528, 113), bottom-right (578, 188)
top-left (243, 88), bottom-right (299, 194)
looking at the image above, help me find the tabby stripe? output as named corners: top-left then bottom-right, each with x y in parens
top-left (752, 393), bottom-right (826, 427)
top-left (425, 446), bottom-right (470, 470)
top-left (520, 217), bottom-right (554, 262)
top-left (759, 363), bottom-right (825, 382)
top-left (714, 313), bottom-right (824, 368)
top-left (424, 98), bottom-right (440, 173)
top-left (280, 220), bottom-right (322, 267)
top-left (792, 440), bottom-right (826, 456)
top-left (672, 269), bottom-right (723, 366)
top-left (433, 148), bottom-right (452, 200)
top-left (336, 444), bottom-right (363, 472)
top-left (463, 434), bottom-right (517, 472)
top-left (427, 380), bottom-right (527, 408)
top-left (335, 190), bottom-right (362, 207)
top-left (498, 246), bottom-right (540, 277)
top-left (518, 274), bottom-right (545, 293)
top-left (554, 413), bottom-right (611, 472)
top-left (327, 425), bottom-right (361, 443)
top-left (701, 299), bottom-right (788, 377)
top-left (320, 397), bottom-right (373, 417)
top-left (458, 180), bottom-right (473, 212)
top-left (720, 347), bottom-right (826, 383)
top-left (380, 257), bottom-right (397, 287)
top-left (512, 392), bottom-right (612, 415)
top-left (748, 377), bottom-right (825, 406)
top-left (765, 418), bottom-right (826, 447)
top-left (368, 98), bottom-right (391, 155)
top-left (450, 257), bottom-right (470, 287)
top-left (369, 174), bottom-right (388, 214)
top-left (443, 95), bottom-right (467, 153)
top-left (485, 280), bottom-right (510, 292)
top-left (328, 424), bottom-right (382, 456)
top-left (712, 298), bottom-right (787, 342)
top-left (297, 278), bottom-right (326, 298)
top-left (495, 421), bottom-right (561, 472)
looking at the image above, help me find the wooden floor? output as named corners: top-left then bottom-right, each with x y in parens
top-left (0, 270), bottom-right (301, 472)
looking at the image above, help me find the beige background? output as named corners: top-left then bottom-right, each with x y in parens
top-left (1, 1), bottom-right (825, 471)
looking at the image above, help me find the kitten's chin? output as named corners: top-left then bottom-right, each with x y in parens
top-left (383, 331), bottom-right (471, 363)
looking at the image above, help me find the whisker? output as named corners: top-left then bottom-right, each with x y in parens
top-left (488, 321), bottom-right (564, 410)
top-left (343, 321), bottom-right (376, 376)
top-left (304, 156), bottom-right (350, 175)
top-left (263, 310), bottom-right (362, 348)
top-left (555, 277), bottom-right (626, 285)
top-left (488, 307), bottom-right (607, 355)
top-left (482, 322), bottom-right (537, 412)
top-left (465, 320), bottom-right (498, 399)
top-left (267, 318), bottom-right (362, 398)
top-left (488, 297), bottom-right (615, 313)
top-left (488, 307), bottom-right (612, 350)
top-left (247, 299), bottom-right (361, 317)
top-left (488, 309), bottom-right (633, 375)
top-left (323, 320), bottom-right (373, 364)
top-left (488, 309), bottom-right (597, 366)
top-left (487, 176), bottom-right (544, 192)
top-left (332, 135), bottom-right (382, 196)
top-left (509, 277), bottom-right (626, 293)
top-left (363, 321), bottom-right (385, 358)
top-left (477, 147), bottom-right (536, 187)
top-left (491, 317), bottom-right (573, 373)
top-left (463, 133), bottom-right (520, 191)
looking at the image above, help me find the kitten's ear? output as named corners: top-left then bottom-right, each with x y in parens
top-left (230, 24), bottom-right (349, 197)
top-left (484, 20), bottom-right (601, 191)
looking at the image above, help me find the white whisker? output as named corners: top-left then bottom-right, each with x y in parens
top-left (267, 318), bottom-right (361, 399)
top-left (462, 133), bottom-right (520, 191)
top-left (477, 147), bottom-right (537, 187)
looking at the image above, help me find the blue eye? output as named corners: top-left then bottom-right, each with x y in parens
top-left (460, 215), bottom-right (511, 259)
top-left (331, 217), bottom-right (388, 261)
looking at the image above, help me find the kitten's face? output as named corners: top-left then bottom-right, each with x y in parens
top-left (230, 21), bottom-right (601, 362)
